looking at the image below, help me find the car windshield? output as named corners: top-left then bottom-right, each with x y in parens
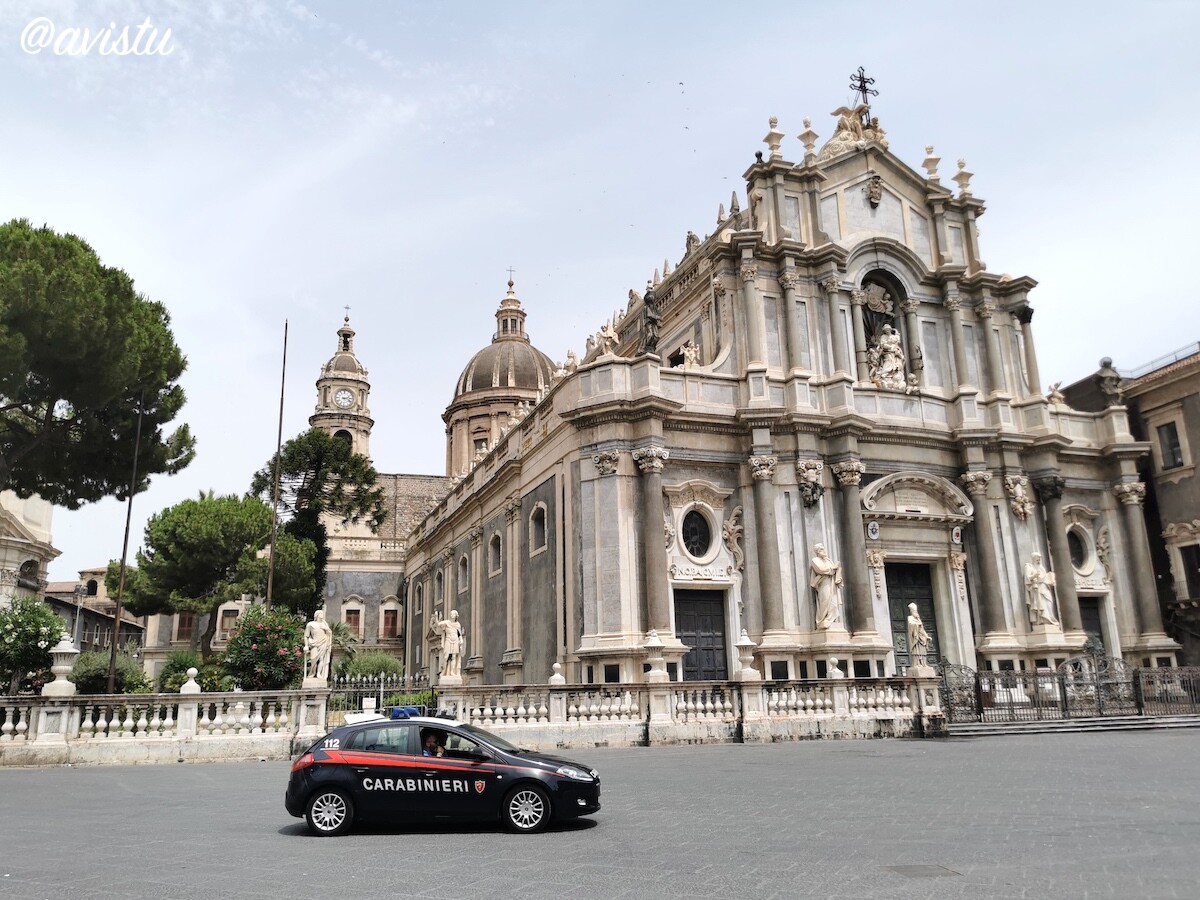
top-left (455, 722), bottom-right (523, 753)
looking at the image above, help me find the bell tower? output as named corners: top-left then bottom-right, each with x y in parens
top-left (310, 315), bottom-right (373, 458)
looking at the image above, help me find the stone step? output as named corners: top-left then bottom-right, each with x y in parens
top-left (947, 715), bottom-right (1200, 737)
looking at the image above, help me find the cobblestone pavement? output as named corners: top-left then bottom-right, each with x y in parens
top-left (2, 730), bottom-right (1198, 899)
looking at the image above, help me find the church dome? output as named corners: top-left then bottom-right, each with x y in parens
top-left (322, 316), bottom-right (367, 377)
top-left (451, 281), bottom-right (554, 401)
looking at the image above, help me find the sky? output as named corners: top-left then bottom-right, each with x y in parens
top-left (2, 0), bottom-right (1197, 582)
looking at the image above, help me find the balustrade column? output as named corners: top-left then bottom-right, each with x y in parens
top-left (959, 472), bottom-right (1008, 635)
top-left (750, 455), bottom-right (784, 631)
top-left (832, 460), bottom-right (874, 633)
top-left (850, 289), bottom-right (870, 383)
top-left (978, 299), bottom-right (1005, 395)
top-left (779, 269), bottom-right (804, 373)
top-left (1114, 482), bottom-right (1167, 635)
top-left (633, 447), bottom-right (672, 634)
top-left (900, 298), bottom-right (923, 386)
top-left (740, 262), bottom-right (765, 366)
top-left (945, 292), bottom-right (972, 390)
top-left (820, 277), bottom-right (851, 376)
top-left (1033, 476), bottom-right (1083, 633)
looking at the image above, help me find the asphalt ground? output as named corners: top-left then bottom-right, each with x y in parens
top-left (1, 730), bottom-right (1197, 899)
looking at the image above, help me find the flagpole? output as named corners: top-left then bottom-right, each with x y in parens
top-left (266, 319), bottom-right (288, 606)
top-left (107, 389), bottom-right (144, 694)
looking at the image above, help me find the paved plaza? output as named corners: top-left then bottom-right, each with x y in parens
top-left (2, 730), bottom-right (1198, 899)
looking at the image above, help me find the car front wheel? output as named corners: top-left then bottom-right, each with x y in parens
top-left (306, 789), bottom-right (354, 836)
top-left (503, 784), bottom-right (550, 833)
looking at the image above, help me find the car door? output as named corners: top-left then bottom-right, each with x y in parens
top-left (344, 722), bottom-right (421, 824)
top-left (439, 728), bottom-right (502, 820)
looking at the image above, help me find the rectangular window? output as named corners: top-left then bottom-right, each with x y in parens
top-left (769, 660), bottom-right (789, 680)
top-left (1158, 422), bottom-right (1184, 470)
top-left (383, 609), bottom-right (398, 638)
top-left (344, 609), bottom-right (361, 638)
top-left (218, 609), bottom-right (238, 641)
top-left (177, 611), bottom-right (195, 642)
top-left (1181, 544), bottom-right (1200, 599)
top-left (921, 320), bottom-right (943, 388)
top-left (603, 664), bottom-right (620, 684)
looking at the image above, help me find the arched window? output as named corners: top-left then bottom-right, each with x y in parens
top-left (434, 570), bottom-right (444, 603)
top-left (458, 555), bottom-right (469, 592)
top-left (414, 581), bottom-right (424, 614)
top-left (489, 533), bottom-right (502, 576)
top-left (86, 579), bottom-right (99, 596)
top-left (529, 504), bottom-right (547, 554)
top-left (334, 430), bottom-right (353, 446)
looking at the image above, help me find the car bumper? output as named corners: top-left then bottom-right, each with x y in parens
top-left (554, 780), bottom-right (601, 819)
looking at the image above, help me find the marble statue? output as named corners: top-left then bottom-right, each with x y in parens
top-left (304, 609), bottom-right (333, 682)
top-left (810, 543), bottom-right (845, 630)
top-left (432, 609), bottom-right (465, 677)
top-left (682, 339), bottom-right (699, 367)
top-left (1024, 552), bottom-right (1059, 626)
top-left (869, 324), bottom-right (906, 390)
top-left (906, 603), bottom-right (932, 670)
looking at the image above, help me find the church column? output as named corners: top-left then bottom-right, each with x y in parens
top-left (959, 472), bottom-right (1008, 636)
top-left (1114, 482), bottom-right (1167, 635)
top-left (849, 289), bottom-right (870, 383)
top-left (1014, 305), bottom-right (1042, 396)
top-left (820, 277), bottom-right (851, 375)
top-left (740, 261), bottom-right (765, 366)
top-left (750, 455), bottom-right (784, 631)
top-left (504, 498), bottom-right (522, 651)
top-left (633, 447), bottom-right (672, 634)
top-left (468, 526), bottom-right (483, 669)
top-left (900, 298), bottom-right (923, 386)
top-left (779, 268), bottom-right (803, 373)
top-left (442, 548), bottom-right (455, 606)
top-left (1033, 476), bottom-right (1083, 633)
top-left (832, 460), bottom-right (874, 633)
top-left (945, 290), bottom-right (972, 389)
top-left (978, 298), bottom-right (1005, 395)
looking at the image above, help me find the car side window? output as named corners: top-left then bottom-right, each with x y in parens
top-left (443, 732), bottom-right (483, 758)
top-left (347, 724), bottom-right (417, 754)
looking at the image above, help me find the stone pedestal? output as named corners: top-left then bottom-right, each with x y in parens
top-left (302, 676), bottom-right (329, 691)
top-left (41, 633), bottom-right (78, 698)
top-left (437, 674), bottom-right (464, 688)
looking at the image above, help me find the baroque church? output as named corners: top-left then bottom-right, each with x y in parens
top-left (314, 95), bottom-right (1179, 687)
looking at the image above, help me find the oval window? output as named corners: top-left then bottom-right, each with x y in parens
top-left (1067, 530), bottom-right (1087, 569)
top-left (681, 510), bottom-right (712, 558)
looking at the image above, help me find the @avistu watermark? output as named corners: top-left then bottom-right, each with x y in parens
top-left (20, 17), bottom-right (174, 56)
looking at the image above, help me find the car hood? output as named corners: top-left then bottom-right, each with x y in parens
top-left (508, 750), bottom-right (595, 774)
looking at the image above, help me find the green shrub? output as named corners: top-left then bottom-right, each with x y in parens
top-left (222, 605), bottom-right (304, 690)
top-left (337, 651), bottom-right (403, 679)
top-left (0, 596), bottom-right (66, 692)
top-left (158, 650), bottom-right (202, 692)
top-left (71, 650), bottom-right (152, 694)
top-left (382, 690), bottom-right (433, 710)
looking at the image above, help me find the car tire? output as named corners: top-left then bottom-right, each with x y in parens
top-left (502, 784), bottom-right (551, 833)
top-left (305, 788), bottom-right (355, 836)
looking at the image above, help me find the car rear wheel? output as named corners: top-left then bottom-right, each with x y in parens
top-left (503, 784), bottom-right (550, 833)
top-left (306, 789), bottom-right (354, 836)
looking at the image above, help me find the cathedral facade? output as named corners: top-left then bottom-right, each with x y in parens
top-left (378, 100), bottom-right (1180, 686)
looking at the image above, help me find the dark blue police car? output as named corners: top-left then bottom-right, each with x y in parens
top-left (285, 714), bottom-right (600, 835)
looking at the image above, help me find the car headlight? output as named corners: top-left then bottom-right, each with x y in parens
top-left (555, 765), bottom-right (595, 782)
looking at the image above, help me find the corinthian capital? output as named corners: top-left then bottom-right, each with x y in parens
top-left (779, 270), bottom-right (801, 291)
top-left (632, 446), bottom-right (670, 474)
top-left (850, 288), bottom-right (866, 307)
top-left (900, 298), bottom-right (919, 315)
top-left (1113, 482), bottom-right (1146, 506)
top-left (749, 455), bottom-right (777, 481)
top-left (978, 299), bottom-right (997, 318)
top-left (469, 525), bottom-right (483, 548)
top-left (504, 497), bottom-right (522, 523)
top-left (944, 294), bottom-right (961, 312)
top-left (819, 276), bottom-right (840, 295)
top-left (959, 470), bottom-right (993, 496)
top-left (832, 459), bottom-right (866, 487)
top-left (739, 263), bottom-right (758, 283)
top-left (1033, 475), bottom-right (1065, 502)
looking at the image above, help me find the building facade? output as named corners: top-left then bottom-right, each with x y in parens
top-left (404, 99), bottom-right (1179, 686)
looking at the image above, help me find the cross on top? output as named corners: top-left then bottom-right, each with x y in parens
top-left (506, 266), bottom-right (516, 281)
top-left (850, 66), bottom-right (878, 107)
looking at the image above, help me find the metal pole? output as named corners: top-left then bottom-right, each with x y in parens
top-left (266, 319), bottom-right (288, 606)
top-left (108, 390), bottom-right (144, 694)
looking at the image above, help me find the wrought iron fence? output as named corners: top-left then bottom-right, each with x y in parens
top-left (326, 673), bottom-right (431, 725)
top-left (941, 658), bottom-right (1200, 724)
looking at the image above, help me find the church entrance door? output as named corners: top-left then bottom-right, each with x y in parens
top-left (674, 590), bottom-right (728, 681)
top-left (886, 563), bottom-right (941, 670)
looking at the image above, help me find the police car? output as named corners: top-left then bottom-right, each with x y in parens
top-left (285, 713), bottom-right (601, 835)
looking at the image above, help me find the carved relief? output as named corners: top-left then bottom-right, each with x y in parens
top-left (866, 549), bottom-right (885, 601)
top-left (950, 551), bottom-right (967, 571)
top-left (796, 459), bottom-right (825, 507)
top-left (711, 276), bottom-right (727, 297)
top-left (682, 340), bottom-right (700, 367)
top-left (722, 506), bottom-right (745, 572)
top-left (832, 459), bottom-right (866, 487)
top-left (632, 447), bottom-right (670, 474)
top-left (1033, 475), bottom-right (1065, 502)
top-left (749, 455), bottom-right (777, 481)
top-left (1113, 482), bottom-right (1146, 506)
top-left (959, 471), bottom-right (993, 497)
top-left (663, 480), bottom-right (732, 510)
top-left (864, 171), bottom-right (882, 208)
top-left (1004, 475), bottom-right (1035, 521)
top-left (593, 451), bottom-right (620, 476)
top-left (1096, 525), bottom-right (1112, 581)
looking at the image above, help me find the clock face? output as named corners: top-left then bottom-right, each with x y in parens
top-left (334, 389), bottom-right (354, 409)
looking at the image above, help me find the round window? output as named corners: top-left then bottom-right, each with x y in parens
top-left (1067, 529), bottom-right (1087, 569)
top-left (681, 510), bottom-right (712, 558)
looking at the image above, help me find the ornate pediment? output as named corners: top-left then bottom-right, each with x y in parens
top-left (662, 480), bottom-right (733, 510)
top-left (860, 472), bottom-right (973, 524)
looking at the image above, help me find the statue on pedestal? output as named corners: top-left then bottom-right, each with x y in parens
top-left (432, 609), bottom-right (465, 678)
top-left (1024, 552), bottom-right (1060, 626)
top-left (906, 603), bottom-right (932, 672)
top-left (304, 609), bottom-right (333, 683)
top-left (810, 543), bottom-right (845, 630)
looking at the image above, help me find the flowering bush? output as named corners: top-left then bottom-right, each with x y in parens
top-left (223, 605), bottom-right (304, 690)
top-left (71, 649), bottom-right (152, 694)
top-left (0, 597), bottom-right (67, 693)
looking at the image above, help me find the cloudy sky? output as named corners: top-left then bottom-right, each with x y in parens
top-left (2, 0), bottom-right (1196, 581)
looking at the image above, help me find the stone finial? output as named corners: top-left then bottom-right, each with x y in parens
top-left (180, 667), bottom-right (202, 695)
top-left (729, 191), bottom-right (740, 215)
top-left (953, 159), bottom-right (973, 197)
top-left (922, 145), bottom-right (941, 183)
top-left (764, 116), bottom-right (784, 160)
top-left (41, 633), bottom-right (79, 697)
top-left (798, 117), bottom-right (819, 163)
top-left (663, 258), bottom-right (671, 278)
top-left (652, 268), bottom-right (661, 287)
top-left (717, 202), bottom-right (726, 224)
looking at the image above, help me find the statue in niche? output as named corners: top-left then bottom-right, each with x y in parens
top-left (868, 324), bottom-right (907, 390)
top-left (1024, 552), bottom-right (1060, 627)
top-left (432, 609), bottom-right (465, 677)
top-left (810, 543), bottom-right (845, 630)
top-left (906, 604), bottom-right (933, 671)
top-left (304, 609), bottom-right (333, 682)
